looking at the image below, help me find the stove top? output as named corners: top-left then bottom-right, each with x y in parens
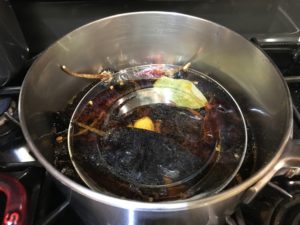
top-left (1, 1), bottom-right (300, 224)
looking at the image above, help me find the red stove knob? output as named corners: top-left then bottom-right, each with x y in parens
top-left (4, 212), bottom-right (20, 225)
top-left (0, 173), bottom-right (26, 225)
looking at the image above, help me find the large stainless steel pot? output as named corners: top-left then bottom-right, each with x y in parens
top-left (19, 12), bottom-right (300, 225)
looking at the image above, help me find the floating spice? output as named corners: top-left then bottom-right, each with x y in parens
top-left (133, 116), bottom-right (155, 132)
top-left (154, 76), bottom-right (208, 109)
top-left (61, 65), bottom-right (113, 81)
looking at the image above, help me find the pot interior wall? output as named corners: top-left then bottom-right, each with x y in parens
top-left (20, 12), bottom-right (291, 192)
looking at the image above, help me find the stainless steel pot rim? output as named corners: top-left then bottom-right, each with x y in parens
top-left (19, 11), bottom-right (293, 211)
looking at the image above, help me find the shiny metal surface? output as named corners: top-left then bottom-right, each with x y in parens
top-left (19, 12), bottom-right (298, 224)
top-left (116, 88), bottom-right (176, 116)
top-left (0, 144), bottom-right (36, 168)
top-left (267, 182), bottom-right (293, 199)
top-left (0, 0), bottom-right (28, 86)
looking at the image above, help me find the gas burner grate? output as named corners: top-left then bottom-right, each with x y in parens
top-left (269, 192), bottom-right (300, 225)
top-left (237, 176), bottom-right (300, 225)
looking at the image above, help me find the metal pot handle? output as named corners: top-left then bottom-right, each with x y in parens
top-left (242, 139), bottom-right (300, 204)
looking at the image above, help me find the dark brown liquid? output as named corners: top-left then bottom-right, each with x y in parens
top-left (68, 66), bottom-right (246, 201)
